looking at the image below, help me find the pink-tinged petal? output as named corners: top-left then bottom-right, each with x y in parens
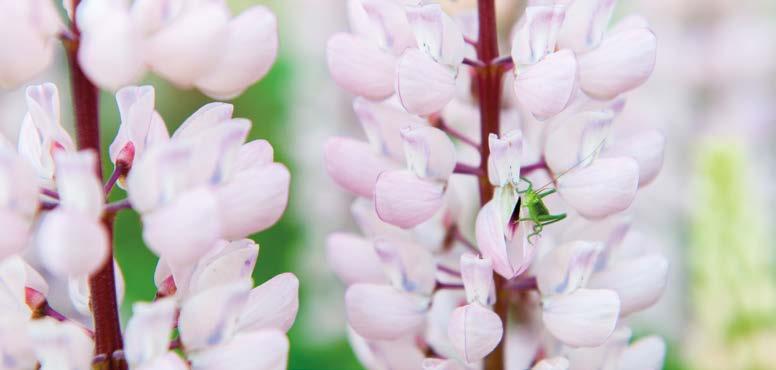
top-left (142, 188), bottom-right (221, 265)
top-left (0, 211), bottom-right (32, 260)
top-left (137, 352), bottom-right (188, 370)
top-left (179, 280), bottom-right (251, 351)
top-left (557, 0), bottom-right (617, 52)
top-left (354, 97), bottom-right (426, 161)
top-left (77, 3), bottom-right (145, 90)
top-left (189, 330), bottom-right (288, 370)
top-left (0, 1), bottom-right (60, 88)
top-left (186, 118), bottom-right (252, 187)
top-left (448, 303), bottom-right (503, 363)
top-left (514, 50), bottom-right (577, 120)
top-left (238, 273), bottom-right (299, 333)
top-left (475, 200), bottom-right (534, 279)
top-left (511, 4), bottom-right (566, 65)
top-left (487, 130), bottom-right (523, 187)
top-left (124, 298), bottom-right (176, 367)
top-left (126, 142), bottom-right (194, 213)
top-left (37, 209), bottom-right (109, 277)
top-left (348, 328), bottom-right (426, 370)
top-left (396, 49), bottom-right (457, 116)
top-left (345, 283), bottom-right (428, 340)
top-left (173, 103), bottom-right (234, 140)
top-left (536, 240), bottom-right (602, 296)
top-left (215, 162), bottom-right (289, 239)
top-left (28, 318), bottom-right (94, 370)
top-left (325, 137), bottom-right (398, 197)
top-left (542, 288), bottom-right (620, 347)
top-left (617, 336), bottom-right (666, 370)
top-left (348, 0), bottom-right (416, 55)
top-left (373, 237), bottom-right (436, 295)
top-left (235, 140), bottom-right (274, 171)
top-left (558, 157), bottom-right (640, 219)
top-left (146, 2), bottom-right (229, 87)
top-left (374, 169), bottom-right (445, 229)
top-left (0, 257), bottom-right (29, 316)
top-left (406, 4), bottom-right (465, 67)
top-left (54, 151), bottom-right (103, 218)
top-left (351, 198), bottom-right (412, 240)
top-left (578, 28), bottom-right (657, 100)
top-left (68, 260), bottom-right (125, 315)
top-left (24, 83), bottom-right (74, 151)
top-left (564, 326), bottom-right (631, 370)
top-left (423, 358), bottom-right (466, 370)
top-left (544, 110), bottom-right (614, 174)
top-left (327, 33), bottom-right (397, 100)
top-left (23, 260), bottom-right (48, 298)
top-left (189, 239), bottom-right (259, 294)
top-left (0, 149), bottom-right (39, 219)
top-left (603, 130), bottom-right (665, 187)
top-left (326, 232), bottom-right (388, 286)
top-left (401, 126), bottom-right (456, 180)
top-left (532, 357), bottom-right (570, 370)
top-left (460, 253), bottom-right (495, 306)
top-left (589, 254), bottom-right (668, 315)
top-left (196, 6), bottom-right (278, 99)
top-left (110, 85), bottom-right (156, 167)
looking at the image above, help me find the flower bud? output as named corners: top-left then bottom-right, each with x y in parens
top-left (110, 86), bottom-right (169, 170)
top-left (460, 253), bottom-right (495, 306)
top-left (487, 130), bottom-right (523, 187)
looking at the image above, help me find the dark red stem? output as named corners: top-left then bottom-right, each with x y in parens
top-left (65, 2), bottom-right (125, 369)
top-left (475, 1), bottom-right (508, 369)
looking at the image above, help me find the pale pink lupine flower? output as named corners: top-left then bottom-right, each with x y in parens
top-left (557, 157), bottom-right (640, 219)
top-left (109, 85), bottom-right (169, 172)
top-left (0, 149), bottom-right (39, 259)
top-left (28, 317), bottom-right (94, 370)
top-left (0, 0), bottom-right (61, 88)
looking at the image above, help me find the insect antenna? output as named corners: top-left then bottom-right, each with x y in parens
top-left (535, 137), bottom-right (609, 192)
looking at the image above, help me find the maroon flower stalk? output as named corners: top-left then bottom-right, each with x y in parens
top-left (475, 1), bottom-right (508, 369)
top-left (65, 1), bottom-right (124, 369)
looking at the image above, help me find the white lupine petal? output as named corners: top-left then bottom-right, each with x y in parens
top-left (189, 330), bottom-right (289, 370)
top-left (345, 283), bottom-right (428, 340)
top-left (511, 4), bottom-right (566, 65)
top-left (542, 288), bottom-right (620, 347)
top-left (179, 280), bottom-right (251, 351)
top-left (374, 169), bottom-right (445, 229)
top-left (544, 110), bottom-right (614, 174)
top-left (142, 188), bottom-right (221, 265)
top-left (406, 4), bottom-right (465, 67)
top-left (396, 49), bottom-right (457, 116)
top-left (558, 157), bottom-right (640, 219)
top-left (0, 257), bottom-right (29, 317)
top-left (423, 358), bottom-right (466, 370)
top-left (0, 213), bottom-right (32, 262)
top-left (146, 2), bottom-right (230, 87)
top-left (557, 0), bottom-right (617, 52)
top-left (325, 137), bottom-right (399, 197)
top-left (589, 254), bottom-right (668, 315)
top-left (173, 102), bottom-right (235, 140)
top-left (196, 6), bottom-right (278, 99)
top-left (125, 298), bottom-right (177, 367)
top-left (578, 28), bottom-right (657, 100)
top-left (110, 85), bottom-right (156, 166)
top-left (189, 239), bottom-right (259, 294)
top-left (354, 97), bottom-right (426, 161)
top-left (37, 209), bottom-right (109, 277)
top-left (348, 0), bottom-right (417, 54)
top-left (184, 118), bottom-right (251, 188)
top-left (238, 273), bottom-right (299, 333)
top-left (126, 142), bottom-right (193, 213)
top-left (487, 130), bottom-right (523, 187)
top-left (537, 240), bottom-right (603, 296)
top-left (351, 198), bottom-right (411, 240)
top-left (532, 357), bottom-right (570, 370)
top-left (373, 238), bottom-right (436, 295)
top-left (0, 1), bottom-right (60, 88)
top-left (617, 336), bottom-right (666, 370)
top-left (235, 140), bottom-right (274, 171)
top-left (0, 149), bottom-right (39, 218)
top-left (68, 260), bottom-right (125, 316)
top-left (54, 151), bottom-right (103, 218)
top-left (514, 50), bottom-right (577, 120)
top-left (460, 253), bottom-right (495, 306)
top-left (475, 199), bottom-right (534, 279)
top-left (448, 303), bottom-right (503, 363)
top-left (401, 125), bottom-right (456, 180)
top-left (564, 326), bottom-right (632, 370)
top-left (327, 32), bottom-right (397, 99)
top-left (326, 232), bottom-right (388, 286)
top-left (138, 352), bottom-right (188, 370)
top-left (28, 318), bottom-right (93, 370)
top-left (603, 130), bottom-right (665, 187)
top-left (0, 315), bottom-right (36, 369)
top-left (215, 162), bottom-right (290, 239)
top-left (77, 2), bottom-right (145, 90)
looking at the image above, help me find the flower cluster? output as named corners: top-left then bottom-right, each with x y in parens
top-left (325, 0), bottom-right (668, 369)
top-left (1, 0), bottom-right (278, 99)
top-left (0, 82), bottom-right (296, 369)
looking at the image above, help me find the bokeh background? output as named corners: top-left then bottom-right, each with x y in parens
top-left (1, 0), bottom-right (776, 369)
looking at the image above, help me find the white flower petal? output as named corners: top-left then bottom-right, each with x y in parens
top-left (542, 288), bottom-right (620, 347)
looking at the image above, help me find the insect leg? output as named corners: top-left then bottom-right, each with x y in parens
top-left (538, 189), bottom-right (557, 198)
top-left (536, 213), bottom-right (566, 227)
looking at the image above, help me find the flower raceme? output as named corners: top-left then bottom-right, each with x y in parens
top-left (325, 0), bottom-right (667, 369)
top-left (0, 83), bottom-right (296, 370)
top-left (0, 0), bottom-right (278, 99)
